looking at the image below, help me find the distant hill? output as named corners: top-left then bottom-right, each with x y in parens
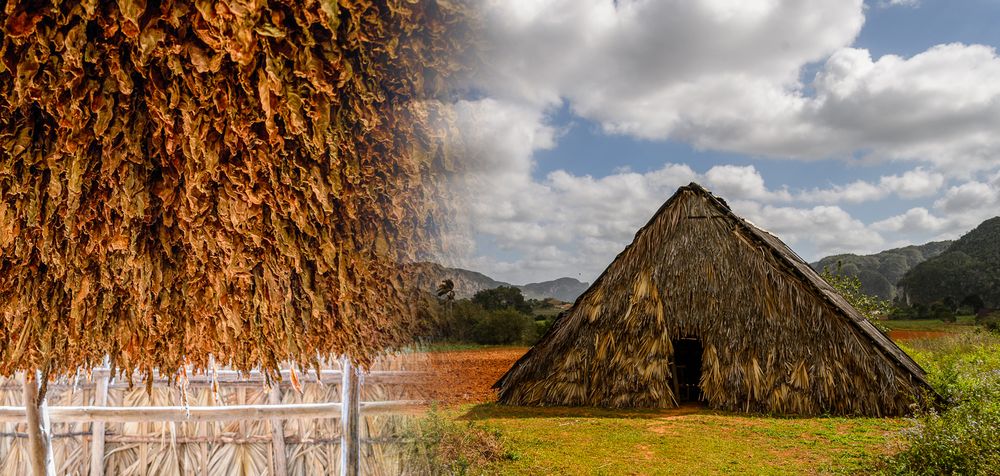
top-left (411, 262), bottom-right (510, 298)
top-left (411, 263), bottom-right (588, 302)
top-left (899, 217), bottom-right (1000, 308)
top-left (810, 241), bottom-right (953, 300)
top-left (518, 277), bottom-right (590, 302)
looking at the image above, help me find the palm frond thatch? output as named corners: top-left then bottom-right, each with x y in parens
top-left (494, 183), bottom-right (932, 416)
top-left (0, 354), bottom-right (431, 474)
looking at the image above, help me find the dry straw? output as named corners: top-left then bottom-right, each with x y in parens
top-left (0, 0), bottom-right (472, 382)
top-left (0, 355), bottom-right (429, 475)
top-left (495, 183), bottom-right (932, 416)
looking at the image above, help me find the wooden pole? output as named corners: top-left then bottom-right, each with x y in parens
top-left (23, 372), bottom-right (55, 476)
top-left (268, 385), bottom-right (288, 476)
top-left (0, 400), bottom-right (423, 423)
top-left (90, 371), bottom-right (109, 476)
top-left (340, 358), bottom-right (360, 476)
top-left (0, 370), bottom-right (425, 391)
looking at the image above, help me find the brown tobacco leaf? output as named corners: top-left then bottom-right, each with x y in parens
top-left (0, 0), bottom-right (473, 383)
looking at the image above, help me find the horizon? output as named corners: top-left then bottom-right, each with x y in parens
top-left (452, 209), bottom-right (993, 285)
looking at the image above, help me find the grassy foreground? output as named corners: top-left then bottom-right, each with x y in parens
top-left (409, 321), bottom-right (999, 475)
top-left (462, 405), bottom-right (900, 475)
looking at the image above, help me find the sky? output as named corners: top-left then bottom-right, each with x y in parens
top-left (451, 0), bottom-right (1000, 285)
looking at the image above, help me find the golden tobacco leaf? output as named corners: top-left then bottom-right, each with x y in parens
top-left (0, 0), bottom-right (472, 383)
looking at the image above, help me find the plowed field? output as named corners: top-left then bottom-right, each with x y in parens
top-left (423, 347), bottom-right (528, 404)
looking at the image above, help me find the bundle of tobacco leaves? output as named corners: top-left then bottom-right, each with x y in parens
top-left (0, 0), bottom-right (470, 383)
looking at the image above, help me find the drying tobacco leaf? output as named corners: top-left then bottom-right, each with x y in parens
top-left (0, 0), bottom-right (472, 384)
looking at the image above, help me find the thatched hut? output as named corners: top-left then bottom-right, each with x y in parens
top-left (494, 183), bottom-right (931, 416)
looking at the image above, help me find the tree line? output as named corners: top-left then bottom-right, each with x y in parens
top-left (424, 282), bottom-right (560, 345)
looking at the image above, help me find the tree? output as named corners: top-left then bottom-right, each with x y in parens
top-left (436, 279), bottom-right (456, 302)
top-left (471, 286), bottom-right (532, 314)
top-left (822, 265), bottom-right (895, 332)
top-left (471, 309), bottom-right (535, 345)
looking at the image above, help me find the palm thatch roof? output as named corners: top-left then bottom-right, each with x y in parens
top-left (0, 0), bottom-right (470, 382)
top-left (494, 183), bottom-right (932, 416)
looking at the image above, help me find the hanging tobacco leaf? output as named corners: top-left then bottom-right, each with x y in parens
top-left (0, 0), bottom-right (472, 382)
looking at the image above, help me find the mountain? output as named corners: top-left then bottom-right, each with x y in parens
top-left (810, 240), bottom-right (953, 300)
top-left (411, 262), bottom-right (511, 298)
top-left (899, 217), bottom-right (1000, 308)
top-left (411, 263), bottom-right (588, 302)
top-left (518, 277), bottom-right (591, 302)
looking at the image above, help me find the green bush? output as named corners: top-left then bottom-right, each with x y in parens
top-left (882, 378), bottom-right (1000, 475)
top-left (401, 409), bottom-right (516, 475)
top-left (471, 309), bottom-right (535, 345)
top-left (434, 301), bottom-right (489, 343)
top-left (534, 316), bottom-right (556, 338)
top-left (882, 333), bottom-right (1000, 475)
top-left (930, 302), bottom-right (957, 323)
top-left (472, 286), bottom-right (533, 314)
top-left (821, 266), bottom-right (894, 332)
top-left (977, 311), bottom-right (1000, 333)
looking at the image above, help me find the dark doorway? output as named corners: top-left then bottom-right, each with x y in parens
top-left (671, 337), bottom-right (703, 403)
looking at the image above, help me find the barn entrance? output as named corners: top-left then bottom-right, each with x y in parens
top-left (671, 337), bottom-right (703, 403)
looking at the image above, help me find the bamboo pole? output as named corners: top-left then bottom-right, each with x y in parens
top-left (0, 432), bottom-right (406, 445)
top-left (90, 371), bottom-right (109, 476)
top-left (268, 385), bottom-right (288, 476)
top-left (340, 358), bottom-right (360, 476)
top-left (0, 370), bottom-right (425, 391)
top-left (23, 373), bottom-right (55, 476)
top-left (0, 400), bottom-right (424, 423)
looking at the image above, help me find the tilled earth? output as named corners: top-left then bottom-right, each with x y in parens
top-left (421, 347), bottom-right (529, 404)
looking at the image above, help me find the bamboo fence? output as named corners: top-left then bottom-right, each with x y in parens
top-left (0, 354), bottom-right (431, 475)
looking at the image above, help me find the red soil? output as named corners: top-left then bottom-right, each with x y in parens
top-left (422, 347), bottom-right (529, 404)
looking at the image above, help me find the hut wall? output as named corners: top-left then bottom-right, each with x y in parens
top-left (498, 191), bottom-right (922, 416)
top-left (0, 355), bottom-right (427, 475)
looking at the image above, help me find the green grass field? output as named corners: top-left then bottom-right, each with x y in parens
top-left (415, 319), bottom-right (1000, 475)
top-left (881, 315), bottom-right (976, 331)
top-left (461, 405), bottom-right (901, 475)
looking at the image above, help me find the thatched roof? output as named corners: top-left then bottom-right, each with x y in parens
top-left (0, 0), bottom-right (470, 381)
top-left (495, 183), bottom-right (931, 416)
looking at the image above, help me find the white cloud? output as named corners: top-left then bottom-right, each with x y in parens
top-left (882, 0), bottom-right (919, 8)
top-left (880, 168), bottom-right (945, 198)
top-left (872, 208), bottom-right (947, 234)
top-left (765, 168), bottom-right (943, 204)
top-left (451, 0), bottom-right (1000, 283)
top-left (734, 201), bottom-right (886, 254)
top-left (475, 1), bottom-right (1000, 174)
top-left (800, 180), bottom-right (885, 204)
top-left (872, 179), bottom-right (999, 237)
top-left (934, 181), bottom-right (997, 214)
top-left (703, 165), bottom-right (791, 202)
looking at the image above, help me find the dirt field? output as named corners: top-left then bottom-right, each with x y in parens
top-left (422, 347), bottom-right (528, 404)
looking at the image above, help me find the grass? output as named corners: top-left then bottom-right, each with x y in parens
top-left (414, 321), bottom-right (999, 474)
top-left (881, 330), bottom-right (1000, 475)
top-left (451, 405), bottom-right (901, 475)
top-left (881, 315), bottom-right (976, 331)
